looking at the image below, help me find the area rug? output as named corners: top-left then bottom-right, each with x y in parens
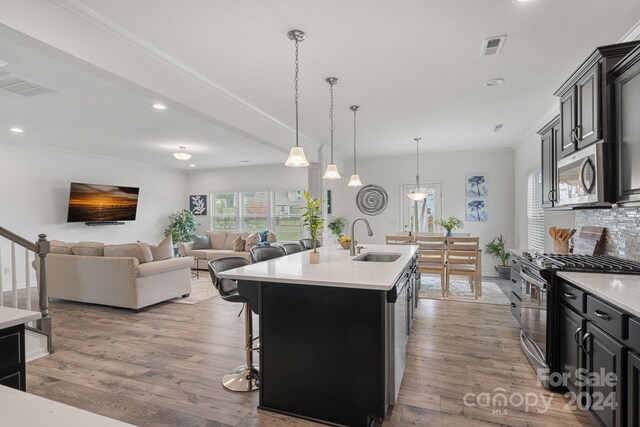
top-left (419, 275), bottom-right (510, 306)
top-left (170, 276), bottom-right (219, 304)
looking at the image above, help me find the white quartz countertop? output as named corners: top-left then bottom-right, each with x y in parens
top-left (0, 385), bottom-right (133, 426)
top-left (219, 244), bottom-right (419, 291)
top-left (557, 272), bottom-right (640, 318)
top-left (0, 306), bottom-right (41, 329)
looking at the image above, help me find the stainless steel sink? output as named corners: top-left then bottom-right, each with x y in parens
top-left (352, 252), bottom-right (401, 262)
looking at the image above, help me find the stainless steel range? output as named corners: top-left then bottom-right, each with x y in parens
top-left (511, 252), bottom-right (640, 390)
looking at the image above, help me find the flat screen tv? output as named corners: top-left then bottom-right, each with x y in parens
top-left (66, 182), bottom-right (140, 223)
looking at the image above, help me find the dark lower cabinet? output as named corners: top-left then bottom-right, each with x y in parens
top-left (629, 352), bottom-right (640, 427)
top-left (0, 324), bottom-right (26, 392)
top-left (560, 304), bottom-right (585, 395)
top-left (585, 322), bottom-right (626, 427)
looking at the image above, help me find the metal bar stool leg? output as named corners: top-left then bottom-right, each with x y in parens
top-left (222, 302), bottom-right (260, 392)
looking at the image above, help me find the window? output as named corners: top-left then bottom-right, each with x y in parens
top-left (527, 170), bottom-right (544, 252)
top-left (211, 189), bottom-right (304, 240)
top-left (212, 192), bottom-right (237, 231)
top-left (242, 191), bottom-right (269, 233)
top-left (273, 189), bottom-right (303, 241)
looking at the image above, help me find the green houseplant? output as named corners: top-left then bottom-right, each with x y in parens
top-left (485, 234), bottom-right (511, 279)
top-left (164, 209), bottom-right (199, 250)
top-left (302, 190), bottom-right (324, 263)
top-left (327, 217), bottom-right (346, 239)
top-left (435, 216), bottom-right (464, 237)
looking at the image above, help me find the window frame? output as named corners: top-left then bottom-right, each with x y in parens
top-left (527, 170), bottom-right (545, 252)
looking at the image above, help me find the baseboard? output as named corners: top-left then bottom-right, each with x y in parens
top-left (25, 328), bottom-right (49, 362)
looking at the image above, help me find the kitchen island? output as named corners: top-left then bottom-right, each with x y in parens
top-left (219, 244), bottom-right (419, 427)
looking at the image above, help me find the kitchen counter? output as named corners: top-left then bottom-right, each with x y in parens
top-left (0, 306), bottom-right (41, 329)
top-left (219, 244), bottom-right (419, 291)
top-left (557, 272), bottom-right (640, 317)
top-left (225, 244), bottom-right (419, 427)
top-left (0, 385), bottom-right (133, 426)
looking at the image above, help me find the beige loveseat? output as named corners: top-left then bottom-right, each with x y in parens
top-left (178, 231), bottom-right (251, 269)
top-left (38, 240), bottom-right (193, 311)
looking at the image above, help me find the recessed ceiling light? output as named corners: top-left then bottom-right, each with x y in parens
top-left (513, 0), bottom-right (531, 3)
top-left (9, 127), bottom-right (23, 133)
top-left (483, 78), bottom-right (505, 87)
top-left (189, 164), bottom-right (196, 168)
top-left (152, 103), bottom-right (167, 110)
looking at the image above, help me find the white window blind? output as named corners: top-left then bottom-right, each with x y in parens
top-left (211, 189), bottom-right (303, 240)
top-left (527, 170), bottom-right (545, 252)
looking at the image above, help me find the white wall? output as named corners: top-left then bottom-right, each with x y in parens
top-left (326, 149), bottom-right (515, 276)
top-left (187, 164), bottom-right (309, 234)
top-left (0, 142), bottom-right (188, 289)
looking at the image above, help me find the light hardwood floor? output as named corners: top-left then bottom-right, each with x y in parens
top-left (25, 275), bottom-right (593, 426)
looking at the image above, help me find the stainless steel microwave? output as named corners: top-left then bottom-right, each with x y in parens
top-left (556, 143), bottom-right (613, 207)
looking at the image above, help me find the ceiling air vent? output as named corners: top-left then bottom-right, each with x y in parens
top-left (493, 124), bottom-right (505, 132)
top-left (480, 35), bottom-right (507, 57)
top-left (0, 71), bottom-right (58, 98)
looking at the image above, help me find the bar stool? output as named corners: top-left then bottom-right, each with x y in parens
top-left (208, 258), bottom-right (259, 392)
top-left (250, 245), bottom-right (286, 263)
top-left (299, 238), bottom-right (321, 251)
top-left (278, 242), bottom-right (304, 255)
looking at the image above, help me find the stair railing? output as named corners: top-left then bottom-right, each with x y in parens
top-left (0, 227), bottom-right (51, 352)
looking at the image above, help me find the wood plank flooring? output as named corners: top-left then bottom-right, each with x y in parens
top-left (25, 275), bottom-right (593, 426)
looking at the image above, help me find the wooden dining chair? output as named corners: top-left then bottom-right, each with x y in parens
top-left (414, 235), bottom-right (447, 297)
top-left (386, 235), bottom-right (416, 245)
top-left (445, 237), bottom-right (481, 299)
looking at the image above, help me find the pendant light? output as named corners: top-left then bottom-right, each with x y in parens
top-left (323, 77), bottom-right (341, 179)
top-left (347, 105), bottom-right (363, 187)
top-left (285, 30), bottom-right (310, 168)
top-left (406, 138), bottom-right (427, 200)
top-left (173, 146), bottom-right (192, 160)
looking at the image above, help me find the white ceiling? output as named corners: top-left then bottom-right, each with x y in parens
top-left (0, 31), bottom-right (286, 170)
top-left (1, 0), bottom-right (640, 168)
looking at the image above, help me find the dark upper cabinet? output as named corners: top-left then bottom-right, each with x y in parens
top-left (611, 45), bottom-right (640, 204)
top-left (539, 116), bottom-right (560, 207)
top-left (555, 41), bottom-right (640, 159)
top-left (629, 352), bottom-right (640, 427)
top-left (559, 304), bottom-right (585, 395)
top-left (585, 322), bottom-right (626, 427)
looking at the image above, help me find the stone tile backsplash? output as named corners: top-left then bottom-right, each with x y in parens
top-left (575, 208), bottom-right (640, 261)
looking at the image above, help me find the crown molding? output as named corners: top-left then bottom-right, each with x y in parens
top-left (620, 19), bottom-right (640, 42)
top-left (51, 0), bottom-right (321, 149)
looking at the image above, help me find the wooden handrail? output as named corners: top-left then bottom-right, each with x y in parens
top-left (0, 227), bottom-right (51, 352)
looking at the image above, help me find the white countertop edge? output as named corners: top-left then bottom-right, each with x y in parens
top-left (557, 272), bottom-right (640, 318)
top-left (0, 306), bottom-right (42, 329)
top-left (219, 244), bottom-right (418, 291)
top-left (0, 385), bottom-right (134, 426)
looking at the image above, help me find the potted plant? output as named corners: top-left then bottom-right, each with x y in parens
top-left (327, 217), bottom-right (346, 240)
top-left (435, 216), bottom-right (464, 237)
top-left (485, 234), bottom-right (511, 279)
top-left (302, 190), bottom-right (324, 264)
top-left (164, 209), bottom-right (199, 256)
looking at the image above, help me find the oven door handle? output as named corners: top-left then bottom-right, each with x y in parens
top-left (521, 271), bottom-right (546, 289)
top-left (520, 331), bottom-right (546, 367)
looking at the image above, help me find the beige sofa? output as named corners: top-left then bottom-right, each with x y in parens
top-left (38, 241), bottom-right (193, 311)
top-left (179, 231), bottom-right (251, 269)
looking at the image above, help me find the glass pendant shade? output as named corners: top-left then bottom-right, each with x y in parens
top-left (285, 146), bottom-right (309, 167)
top-left (348, 174), bottom-right (363, 187)
top-left (173, 146), bottom-right (192, 160)
top-left (407, 189), bottom-right (427, 201)
top-left (323, 163), bottom-right (341, 179)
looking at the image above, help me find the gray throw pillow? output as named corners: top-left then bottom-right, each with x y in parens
top-left (193, 235), bottom-right (211, 250)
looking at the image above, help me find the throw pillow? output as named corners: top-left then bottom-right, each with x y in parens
top-left (104, 243), bottom-right (153, 264)
top-left (266, 231), bottom-right (277, 243)
top-left (233, 235), bottom-right (246, 252)
top-left (71, 246), bottom-right (103, 256)
top-left (49, 240), bottom-right (74, 255)
top-left (149, 235), bottom-right (173, 261)
top-left (193, 234), bottom-right (211, 250)
top-left (258, 230), bottom-right (269, 243)
top-left (245, 233), bottom-right (260, 252)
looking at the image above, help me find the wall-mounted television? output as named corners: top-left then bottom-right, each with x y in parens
top-left (66, 182), bottom-right (140, 224)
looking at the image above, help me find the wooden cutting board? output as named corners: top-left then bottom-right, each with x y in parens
top-left (572, 237), bottom-right (599, 255)
top-left (578, 226), bottom-right (606, 242)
